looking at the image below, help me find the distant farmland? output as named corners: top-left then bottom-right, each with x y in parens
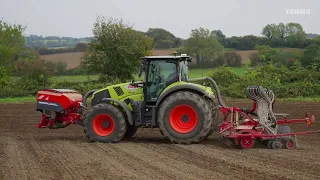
top-left (40, 52), bottom-right (85, 69)
top-left (40, 49), bottom-right (257, 69)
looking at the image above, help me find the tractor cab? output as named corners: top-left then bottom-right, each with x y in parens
top-left (136, 53), bottom-right (192, 103)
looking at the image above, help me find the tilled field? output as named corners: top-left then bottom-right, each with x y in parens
top-left (0, 101), bottom-right (319, 180)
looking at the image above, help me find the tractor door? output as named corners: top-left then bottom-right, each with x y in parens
top-left (145, 60), bottom-right (178, 103)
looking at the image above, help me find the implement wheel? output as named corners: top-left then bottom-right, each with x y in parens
top-left (284, 138), bottom-right (297, 149)
top-left (84, 103), bottom-right (127, 143)
top-left (157, 91), bottom-right (213, 144)
top-left (239, 137), bottom-right (255, 149)
top-left (267, 140), bottom-right (273, 149)
top-left (271, 140), bottom-right (283, 149)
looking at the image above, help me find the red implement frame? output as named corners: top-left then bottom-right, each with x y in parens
top-left (37, 102), bottom-right (83, 129)
top-left (218, 100), bottom-right (319, 148)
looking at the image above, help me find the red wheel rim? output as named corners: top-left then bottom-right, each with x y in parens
top-left (240, 137), bottom-right (254, 149)
top-left (286, 139), bottom-right (296, 149)
top-left (169, 104), bottom-right (198, 133)
top-left (93, 114), bottom-right (115, 136)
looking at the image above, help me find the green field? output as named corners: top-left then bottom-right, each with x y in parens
top-left (51, 67), bottom-right (248, 82)
top-left (11, 67), bottom-right (248, 83)
top-left (51, 75), bottom-right (100, 82)
top-left (0, 96), bottom-right (36, 103)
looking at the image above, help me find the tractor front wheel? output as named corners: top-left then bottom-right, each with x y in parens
top-left (157, 91), bottom-right (213, 144)
top-left (84, 103), bottom-right (127, 143)
top-left (124, 125), bottom-right (138, 138)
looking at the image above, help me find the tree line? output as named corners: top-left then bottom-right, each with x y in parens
top-left (26, 22), bottom-right (320, 51)
top-left (25, 35), bottom-right (92, 49)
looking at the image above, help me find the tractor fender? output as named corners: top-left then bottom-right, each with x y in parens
top-left (82, 89), bottom-right (97, 106)
top-left (101, 98), bottom-right (133, 125)
top-left (155, 84), bottom-right (214, 108)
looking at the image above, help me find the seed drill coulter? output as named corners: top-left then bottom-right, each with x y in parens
top-left (35, 54), bottom-right (319, 149)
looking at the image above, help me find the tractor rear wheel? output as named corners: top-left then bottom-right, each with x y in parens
top-left (157, 91), bottom-right (213, 144)
top-left (84, 103), bottom-right (127, 143)
top-left (204, 99), bottom-right (219, 139)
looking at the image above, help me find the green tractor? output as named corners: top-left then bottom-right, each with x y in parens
top-left (83, 54), bottom-right (220, 144)
top-left (36, 54), bottom-right (223, 144)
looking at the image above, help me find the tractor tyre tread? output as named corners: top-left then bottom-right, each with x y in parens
top-left (124, 125), bottom-right (138, 138)
top-left (204, 99), bottom-right (219, 139)
top-left (84, 103), bottom-right (127, 143)
top-left (158, 91), bottom-right (212, 144)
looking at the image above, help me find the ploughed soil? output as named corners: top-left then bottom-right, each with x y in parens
top-left (0, 100), bottom-right (320, 180)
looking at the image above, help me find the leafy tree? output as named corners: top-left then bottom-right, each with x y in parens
top-left (0, 19), bottom-right (26, 70)
top-left (55, 61), bottom-right (68, 75)
top-left (249, 52), bottom-right (260, 66)
top-left (255, 45), bottom-right (279, 63)
top-left (272, 50), bottom-right (302, 68)
top-left (301, 44), bottom-right (320, 68)
top-left (285, 23), bottom-right (307, 47)
top-left (261, 22), bottom-right (306, 48)
top-left (44, 61), bottom-right (56, 75)
top-left (228, 35), bottom-right (268, 50)
top-left (224, 51), bottom-right (242, 67)
top-left (18, 59), bottom-right (52, 92)
top-left (145, 28), bottom-right (181, 49)
top-left (82, 16), bottom-right (153, 82)
top-left (212, 30), bottom-right (226, 46)
top-left (262, 23), bottom-right (279, 40)
top-left (184, 27), bottom-right (223, 67)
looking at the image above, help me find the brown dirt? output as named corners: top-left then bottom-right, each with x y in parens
top-left (40, 52), bottom-right (85, 69)
top-left (39, 50), bottom-right (174, 70)
top-left (234, 50), bottom-right (257, 63)
top-left (1, 101), bottom-right (319, 180)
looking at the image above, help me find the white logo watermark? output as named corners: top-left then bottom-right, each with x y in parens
top-left (286, 9), bottom-right (311, 15)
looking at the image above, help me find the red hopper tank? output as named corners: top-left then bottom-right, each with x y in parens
top-left (36, 89), bottom-right (83, 129)
top-left (36, 89), bottom-right (82, 112)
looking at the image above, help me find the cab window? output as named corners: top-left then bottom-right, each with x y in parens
top-left (146, 60), bottom-right (177, 101)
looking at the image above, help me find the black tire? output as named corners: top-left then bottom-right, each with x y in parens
top-left (84, 103), bottom-right (127, 143)
top-left (204, 99), bottom-right (219, 139)
top-left (83, 129), bottom-right (94, 143)
top-left (157, 91), bottom-right (213, 144)
top-left (124, 125), bottom-right (138, 138)
top-left (271, 140), bottom-right (283, 149)
top-left (267, 140), bottom-right (273, 149)
top-left (278, 125), bottom-right (297, 149)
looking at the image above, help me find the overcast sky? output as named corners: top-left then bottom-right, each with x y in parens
top-left (1, 0), bottom-right (319, 38)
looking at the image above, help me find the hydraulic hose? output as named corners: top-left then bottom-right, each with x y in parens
top-left (189, 77), bottom-right (227, 108)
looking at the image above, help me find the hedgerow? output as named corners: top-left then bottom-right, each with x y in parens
top-left (208, 63), bottom-right (320, 98)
